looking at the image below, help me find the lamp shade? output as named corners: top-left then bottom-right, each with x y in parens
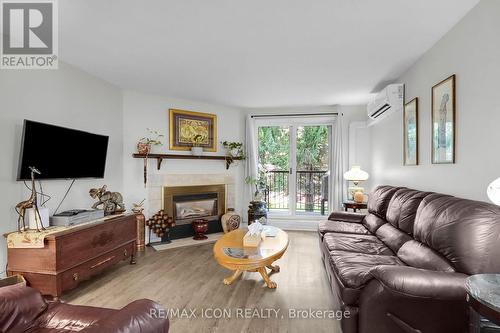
top-left (344, 166), bottom-right (369, 181)
top-left (487, 177), bottom-right (500, 205)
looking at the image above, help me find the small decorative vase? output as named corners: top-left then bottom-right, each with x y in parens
top-left (248, 201), bottom-right (267, 225)
top-left (137, 142), bottom-right (151, 155)
top-left (191, 146), bottom-right (203, 156)
top-left (192, 219), bottom-right (208, 240)
top-left (221, 208), bottom-right (241, 233)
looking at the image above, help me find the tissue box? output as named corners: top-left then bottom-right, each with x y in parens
top-left (243, 231), bottom-right (262, 247)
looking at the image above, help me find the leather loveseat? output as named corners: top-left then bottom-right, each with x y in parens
top-left (319, 185), bottom-right (500, 333)
top-left (0, 283), bottom-right (169, 333)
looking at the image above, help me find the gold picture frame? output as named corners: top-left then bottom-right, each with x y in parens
top-left (403, 97), bottom-right (418, 166)
top-left (431, 75), bottom-right (456, 164)
top-left (169, 109), bottom-right (217, 152)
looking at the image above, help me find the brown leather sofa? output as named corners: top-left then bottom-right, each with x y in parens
top-left (319, 185), bottom-right (500, 333)
top-left (0, 283), bottom-right (169, 333)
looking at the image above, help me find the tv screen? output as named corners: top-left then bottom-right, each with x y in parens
top-left (17, 120), bottom-right (109, 180)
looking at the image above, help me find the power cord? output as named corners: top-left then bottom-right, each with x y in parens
top-left (53, 179), bottom-right (76, 215)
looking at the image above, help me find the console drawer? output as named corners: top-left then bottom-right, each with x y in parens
top-left (57, 216), bottom-right (136, 270)
top-left (60, 242), bottom-right (134, 292)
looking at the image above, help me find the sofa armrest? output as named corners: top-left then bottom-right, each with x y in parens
top-left (357, 266), bottom-right (469, 333)
top-left (79, 299), bottom-right (169, 333)
top-left (328, 211), bottom-right (365, 223)
top-left (370, 265), bottom-right (467, 300)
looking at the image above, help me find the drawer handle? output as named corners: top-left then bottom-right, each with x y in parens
top-left (73, 273), bottom-right (79, 281)
top-left (90, 256), bottom-right (115, 269)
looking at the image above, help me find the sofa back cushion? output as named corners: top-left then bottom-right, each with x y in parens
top-left (414, 193), bottom-right (500, 275)
top-left (0, 284), bottom-right (47, 333)
top-left (386, 188), bottom-right (431, 234)
top-left (397, 240), bottom-right (455, 272)
top-left (375, 223), bottom-right (412, 253)
top-left (362, 214), bottom-right (387, 234)
top-left (367, 186), bottom-right (402, 219)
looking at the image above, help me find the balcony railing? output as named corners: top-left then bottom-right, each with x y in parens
top-left (263, 170), bottom-right (327, 214)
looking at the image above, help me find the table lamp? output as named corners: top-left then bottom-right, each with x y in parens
top-left (487, 177), bottom-right (500, 205)
top-left (344, 166), bottom-right (369, 203)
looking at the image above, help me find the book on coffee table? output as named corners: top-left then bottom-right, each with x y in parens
top-left (222, 247), bottom-right (262, 259)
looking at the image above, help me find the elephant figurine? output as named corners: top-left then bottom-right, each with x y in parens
top-left (89, 185), bottom-right (125, 215)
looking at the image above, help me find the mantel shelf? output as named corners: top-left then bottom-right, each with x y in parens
top-left (132, 153), bottom-right (243, 170)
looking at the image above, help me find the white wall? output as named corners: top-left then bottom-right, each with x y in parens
top-left (370, 0), bottom-right (499, 201)
top-left (338, 105), bottom-right (371, 191)
top-left (122, 90), bottom-right (246, 220)
top-left (0, 62), bottom-right (123, 275)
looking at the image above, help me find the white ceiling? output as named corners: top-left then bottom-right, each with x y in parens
top-left (59, 0), bottom-right (478, 108)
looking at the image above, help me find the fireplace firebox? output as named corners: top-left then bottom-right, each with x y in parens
top-left (162, 185), bottom-right (225, 239)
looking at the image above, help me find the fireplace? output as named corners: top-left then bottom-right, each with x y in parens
top-left (162, 185), bottom-right (225, 239)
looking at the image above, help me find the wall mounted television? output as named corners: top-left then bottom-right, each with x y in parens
top-left (17, 120), bottom-right (109, 180)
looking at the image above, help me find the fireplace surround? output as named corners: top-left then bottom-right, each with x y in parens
top-left (162, 185), bottom-right (225, 239)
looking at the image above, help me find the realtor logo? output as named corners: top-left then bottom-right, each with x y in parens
top-left (1, 0), bottom-right (58, 69)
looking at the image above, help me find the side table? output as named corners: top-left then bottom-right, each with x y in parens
top-left (343, 201), bottom-right (367, 212)
top-left (465, 274), bottom-right (500, 332)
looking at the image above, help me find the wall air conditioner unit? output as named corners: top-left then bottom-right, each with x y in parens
top-left (367, 84), bottom-right (404, 126)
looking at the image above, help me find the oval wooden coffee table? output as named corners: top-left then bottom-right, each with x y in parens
top-left (213, 228), bottom-right (289, 289)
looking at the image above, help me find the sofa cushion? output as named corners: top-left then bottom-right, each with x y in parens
top-left (375, 223), bottom-right (412, 253)
top-left (397, 240), bottom-right (455, 272)
top-left (368, 186), bottom-right (402, 218)
top-left (386, 189), bottom-right (431, 234)
top-left (319, 220), bottom-right (371, 236)
top-left (329, 251), bottom-right (404, 290)
top-left (327, 211), bottom-right (365, 224)
top-left (0, 284), bottom-right (48, 333)
top-left (362, 214), bottom-right (387, 234)
top-left (323, 233), bottom-right (393, 255)
top-left (414, 193), bottom-right (500, 275)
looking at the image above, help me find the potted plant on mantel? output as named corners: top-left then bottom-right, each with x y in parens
top-left (137, 128), bottom-right (163, 188)
top-left (137, 128), bottom-right (163, 155)
top-left (222, 141), bottom-right (245, 158)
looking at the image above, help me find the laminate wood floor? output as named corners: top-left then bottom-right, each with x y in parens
top-left (63, 231), bottom-right (341, 333)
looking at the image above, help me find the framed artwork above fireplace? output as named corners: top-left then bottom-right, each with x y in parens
top-left (169, 109), bottom-right (217, 152)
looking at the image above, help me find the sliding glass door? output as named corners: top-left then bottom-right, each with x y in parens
top-left (256, 118), bottom-right (331, 217)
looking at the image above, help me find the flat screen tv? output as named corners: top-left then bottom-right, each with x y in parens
top-left (17, 120), bottom-right (109, 180)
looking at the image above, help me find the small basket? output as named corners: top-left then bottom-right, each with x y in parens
top-left (0, 274), bottom-right (26, 288)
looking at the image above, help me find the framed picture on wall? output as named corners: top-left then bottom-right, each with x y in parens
top-left (431, 75), bottom-right (456, 164)
top-left (403, 97), bottom-right (418, 166)
top-left (169, 109), bottom-right (217, 151)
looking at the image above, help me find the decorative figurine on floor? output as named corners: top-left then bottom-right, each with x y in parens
top-left (146, 210), bottom-right (175, 244)
top-left (15, 167), bottom-right (45, 232)
top-left (132, 199), bottom-right (146, 251)
top-left (221, 208), bottom-right (241, 233)
top-left (89, 185), bottom-right (125, 215)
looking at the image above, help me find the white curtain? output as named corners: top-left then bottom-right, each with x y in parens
top-left (244, 115), bottom-right (258, 203)
top-left (330, 114), bottom-right (347, 211)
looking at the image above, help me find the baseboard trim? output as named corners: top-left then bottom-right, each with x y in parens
top-left (267, 219), bottom-right (318, 231)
